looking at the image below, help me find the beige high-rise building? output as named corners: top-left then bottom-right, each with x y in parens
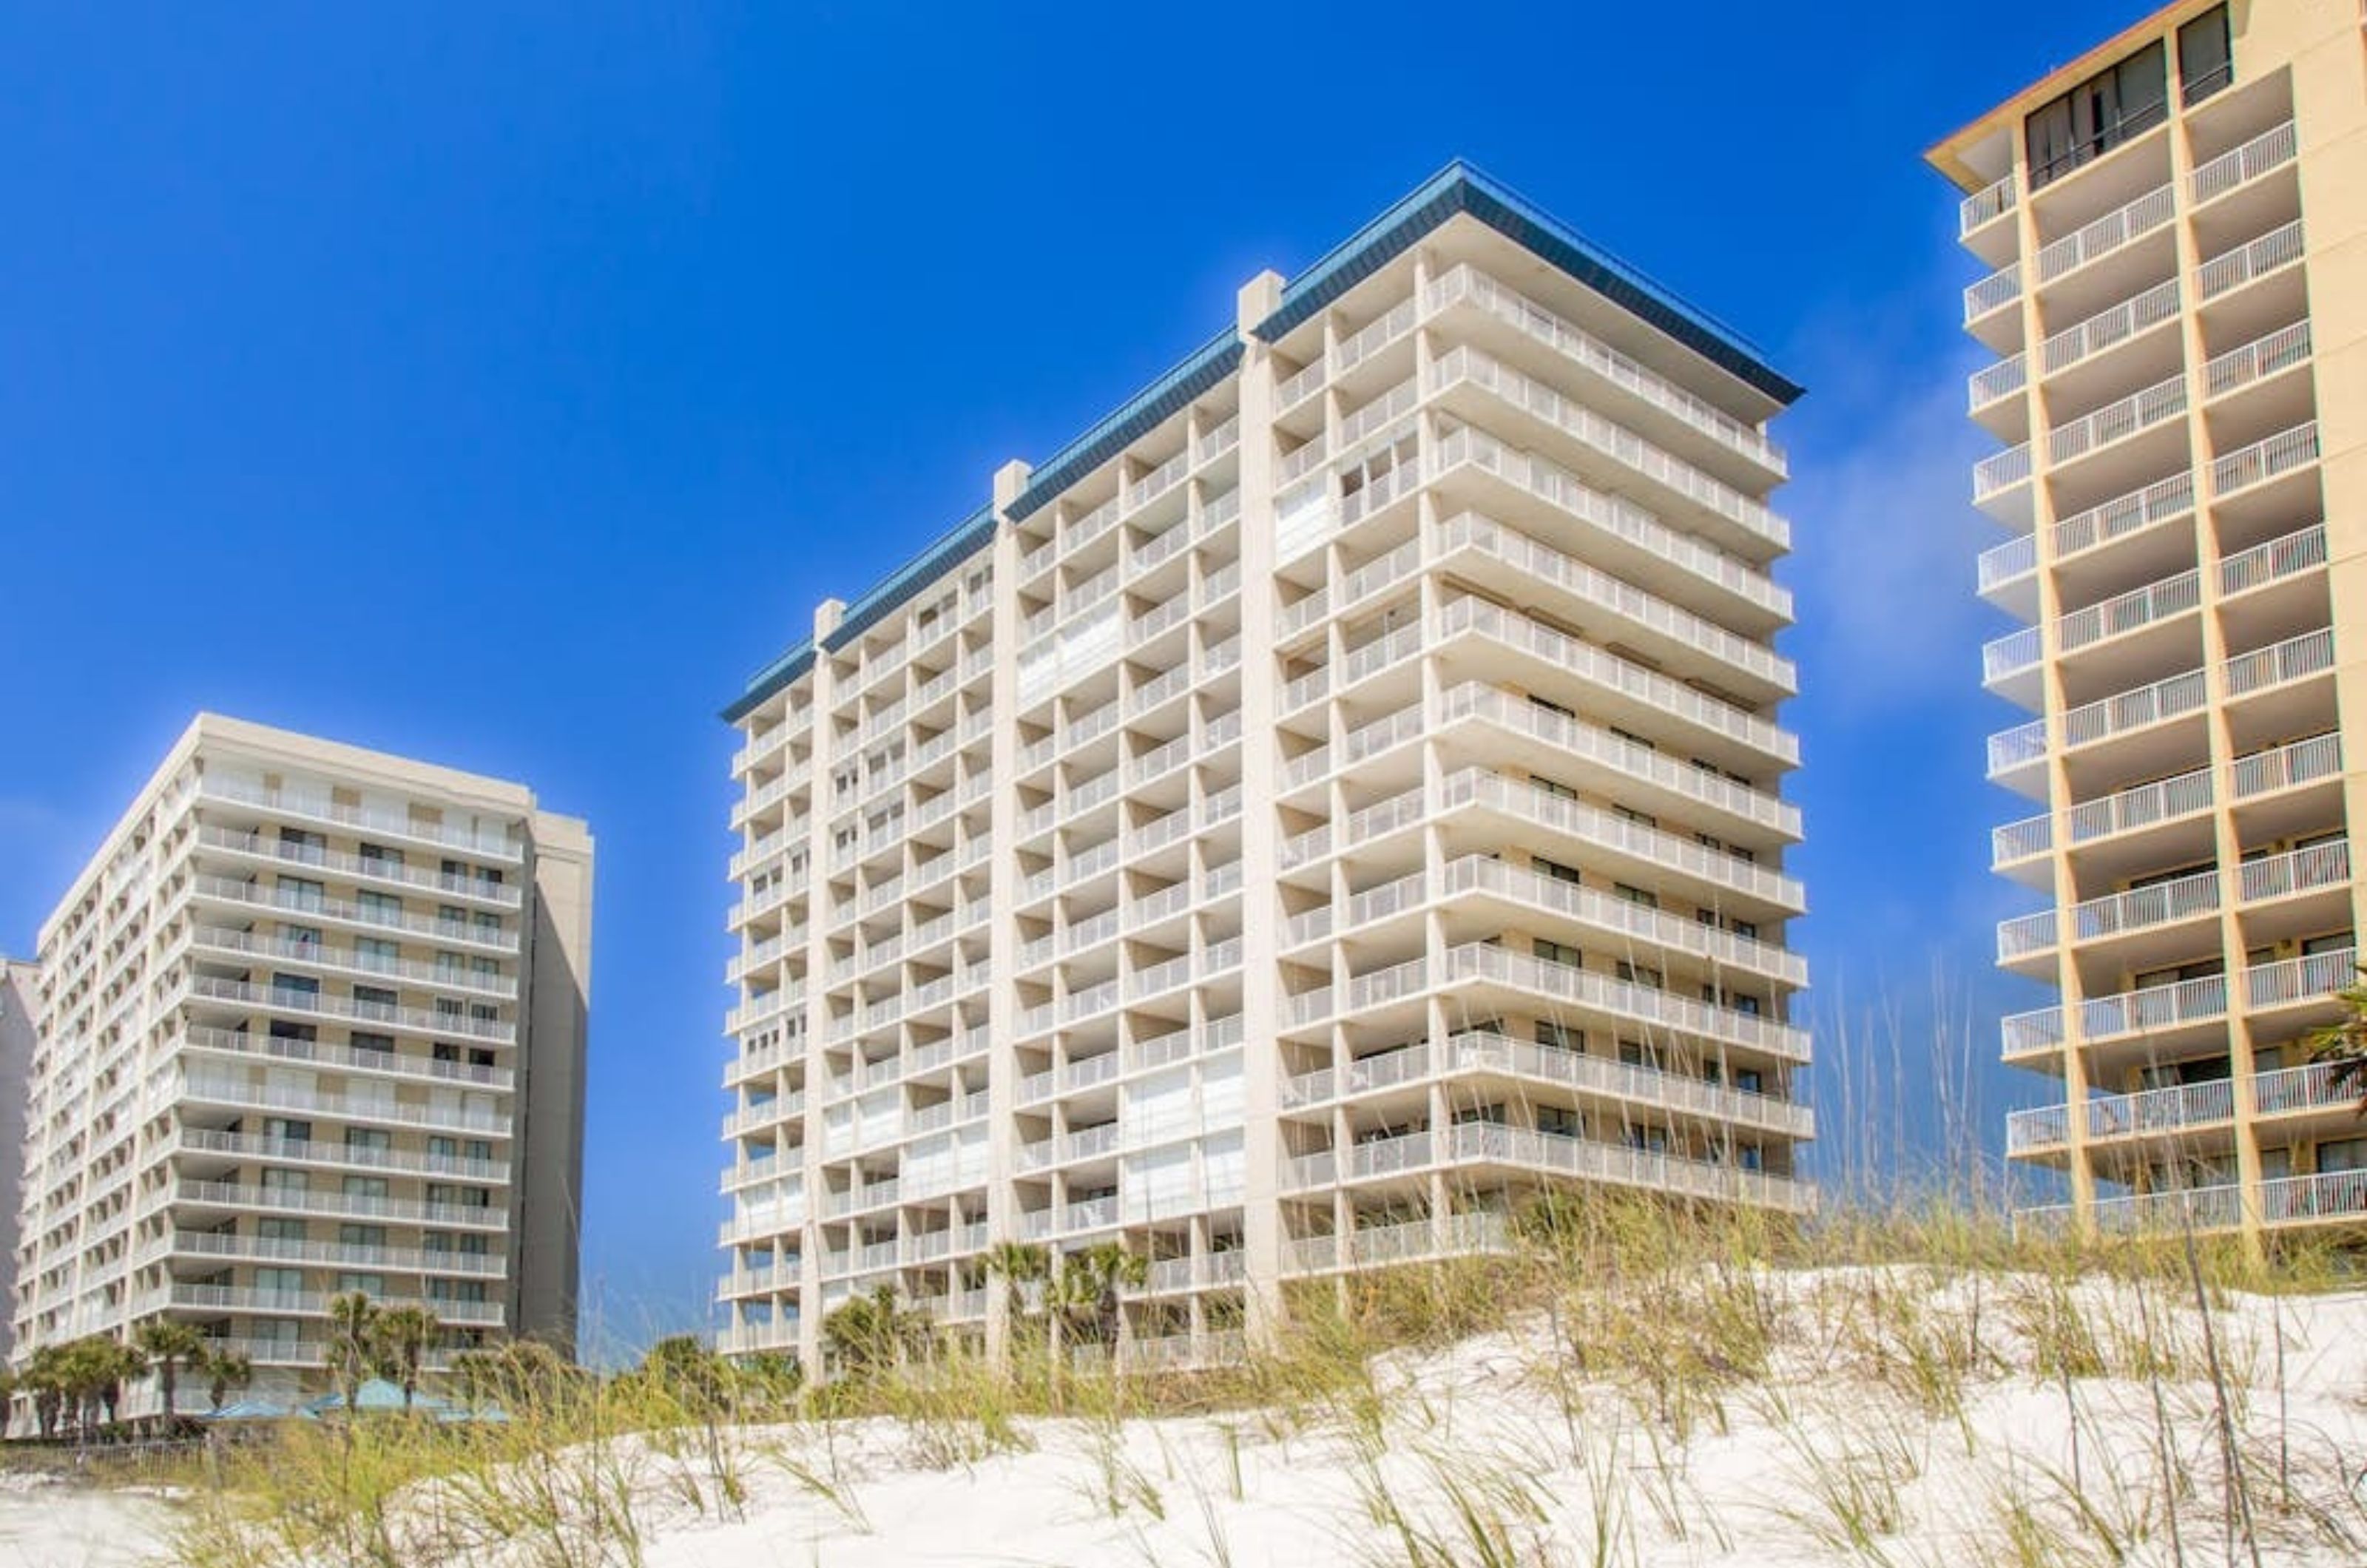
top-left (8, 714), bottom-right (592, 1422)
top-left (0, 961), bottom-right (35, 1363)
top-left (718, 163), bottom-right (1811, 1370)
top-left (1933, 1), bottom-right (2367, 1237)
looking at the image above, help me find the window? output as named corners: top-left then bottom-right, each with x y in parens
top-left (356, 937), bottom-right (400, 973)
top-left (260, 1168), bottom-right (310, 1194)
top-left (342, 1175), bottom-right (390, 1200)
top-left (1536, 1104), bottom-right (1581, 1138)
top-left (1536, 1021), bottom-right (1581, 1053)
top-left (252, 1267), bottom-right (304, 1296)
top-left (1535, 939), bottom-right (1581, 968)
top-left (350, 1031), bottom-right (394, 1056)
top-left (345, 1127), bottom-right (391, 1153)
top-left (359, 842), bottom-right (405, 872)
top-left (282, 923), bottom-right (323, 953)
top-left (1529, 694), bottom-right (1575, 721)
top-left (339, 1223), bottom-right (387, 1248)
top-left (2025, 39), bottom-right (2167, 188)
top-left (263, 1117), bottom-right (313, 1143)
top-left (1734, 1068), bottom-right (1764, 1095)
top-left (278, 876), bottom-right (326, 913)
top-left (2178, 5), bottom-right (2230, 105)
top-left (354, 984), bottom-right (397, 1015)
top-left (357, 891), bottom-right (402, 923)
top-left (256, 1217), bottom-right (306, 1243)
top-left (1532, 776), bottom-right (1578, 802)
top-left (337, 1273), bottom-right (386, 1297)
top-left (1614, 884), bottom-right (1659, 909)
top-left (1615, 805), bottom-right (1658, 829)
top-left (1535, 858), bottom-right (1583, 886)
top-left (1621, 962), bottom-right (1663, 990)
top-left (271, 971), bottom-right (320, 1002)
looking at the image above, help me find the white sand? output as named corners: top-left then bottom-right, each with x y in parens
top-left (0, 1475), bottom-right (171, 1568)
top-left (53, 1271), bottom-right (2367, 1565)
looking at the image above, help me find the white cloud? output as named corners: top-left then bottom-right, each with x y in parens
top-left (1779, 300), bottom-right (2010, 714)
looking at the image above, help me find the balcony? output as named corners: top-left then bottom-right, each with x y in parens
top-left (2197, 219), bottom-right (2303, 303)
top-left (2237, 838), bottom-right (2349, 906)
top-left (2212, 422), bottom-right (2317, 500)
top-left (2081, 971), bottom-right (2228, 1045)
top-left (1964, 262), bottom-right (2020, 326)
top-left (2047, 372), bottom-right (2187, 469)
top-left (175, 1023), bottom-right (515, 1091)
top-left (1433, 513), bottom-right (1794, 697)
top-left (2035, 183), bottom-right (2175, 287)
top-left (170, 1126), bottom-right (509, 1183)
top-left (1961, 175), bottom-right (2017, 240)
top-left (195, 825), bottom-right (520, 908)
top-left (183, 974), bottom-right (515, 1044)
top-left (194, 777), bottom-right (521, 862)
top-left (1444, 942), bottom-right (1809, 1062)
top-left (170, 1178), bottom-right (509, 1231)
top-left (1283, 1212), bottom-right (1517, 1277)
top-left (2190, 120), bottom-right (2296, 206)
top-left (2038, 278), bottom-right (2180, 379)
top-left (1282, 1030), bottom-right (1811, 1138)
top-left (2202, 321), bottom-right (2310, 402)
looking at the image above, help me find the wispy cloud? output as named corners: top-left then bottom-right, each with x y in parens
top-left (1780, 292), bottom-right (2008, 716)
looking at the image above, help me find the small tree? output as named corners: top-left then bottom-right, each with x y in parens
top-left (369, 1305), bottom-right (441, 1411)
top-left (2304, 964), bottom-right (2367, 1111)
top-left (821, 1286), bottom-right (931, 1380)
top-left (198, 1347), bottom-right (253, 1413)
top-left (1053, 1243), bottom-right (1147, 1351)
top-left (133, 1319), bottom-right (207, 1427)
top-left (325, 1291), bottom-right (380, 1413)
top-left (94, 1339), bottom-right (144, 1428)
top-left (638, 1334), bottom-right (732, 1414)
top-left (984, 1240), bottom-right (1052, 1333)
top-left (24, 1345), bottom-right (70, 1438)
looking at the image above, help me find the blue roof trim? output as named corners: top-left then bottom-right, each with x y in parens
top-left (1254, 161), bottom-right (1803, 407)
top-left (721, 504), bottom-right (995, 723)
top-left (1007, 331), bottom-right (1244, 521)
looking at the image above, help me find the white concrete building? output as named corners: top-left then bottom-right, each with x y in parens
top-left (0, 961), bottom-right (35, 1363)
top-left (718, 163), bottom-right (1811, 1370)
top-left (9, 714), bottom-right (591, 1420)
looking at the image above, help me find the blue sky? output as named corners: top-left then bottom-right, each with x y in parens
top-left (0, 1), bottom-right (2150, 1348)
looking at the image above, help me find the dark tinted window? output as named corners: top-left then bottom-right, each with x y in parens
top-left (2180, 6), bottom-right (2232, 105)
top-left (2025, 39), bottom-right (2169, 187)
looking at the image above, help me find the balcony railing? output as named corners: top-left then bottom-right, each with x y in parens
top-left (2203, 320), bottom-right (2310, 400)
top-left (2224, 626), bottom-right (2334, 697)
top-left (1965, 262), bottom-right (2021, 322)
top-left (2064, 763), bottom-right (2212, 845)
top-left (2198, 219), bottom-right (2304, 303)
top-left (1970, 354), bottom-right (2027, 410)
top-left (1961, 175), bottom-right (2016, 236)
top-left (2073, 867), bottom-right (2221, 942)
top-left (1979, 533), bottom-right (2036, 593)
top-left (1974, 443), bottom-right (2032, 502)
top-left (2233, 731), bottom-right (2341, 800)
top-left (2054, 470), bottom-right (2194, 560)
top-left (2238, 838), bottom-right (2349, 904)
top-left (2039, 279), bottom-right (2181, 377)
top-left (2191, 120), bottom-right (2297, 205)
top-left (2219, 522), bottom-right (2326, 597)
top-left (2212, 422), bottom-right (2318, 497)
top-left (2060, 665), bottom-right (2207, 748)
top-left (2081, 971), bottom-right (2227, 1042)
top-left (2036, 183), bottom-right (2177, 283)
top-left (2047, 373), bottom-right (2187, 467)
top-left (2059, 567), bottom-right (2200, 652)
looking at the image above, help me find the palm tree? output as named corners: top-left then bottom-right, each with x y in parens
top-left (369, 1305), bottom-right (441, 1411)
top-left (197, 1347), bottom-right (253, 1413)
top-left (820, 1286), bottom-right (931, 1379)
top-left (2304, 964), bottom-right (2367, 1109)
top-left (92, 1339), bottom-right (144, 1429)
top-left (133, 1319), bottom-right (207, 1428)
top-left (1055, 1243), bottom-right (1147, 1350)
top-left (324, 1291), bottom-right (380, 1413)
top-left (24, 1345), bottom-right (70, 1438)
top-left (984, 1240), bottom-right (1051, 1337)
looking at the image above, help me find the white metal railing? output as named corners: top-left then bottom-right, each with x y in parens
top-left (2087, 1075), bottom-right (2235, 1139)
top-left (2212, 422), bottom-right (2318, 496)
top-left (1440, 681), bottom-right (1800, 836)
top-left (2240, 838), bottom-right (2349, 903)
top-left (2233, 731), bottom-right (2340, 800)
top-left (1439, 768), bottom-right (1806, 908)
top-left (196, 825), bottom-right (520, 906)
top-left (1446, 942), bottom-right (1809, 1059)
top-left (1452, 1121), bottom-right (1811, 1212)
top-left (2059, 567), bottom-right (2200, 652)
top-left (2037, 182), bottom-right (2176, 283)
top-left (1427, 263), bottom-right (1783, 472)
top-left (1971, 354), bottom-right (2027, 410)
top-left (1984, 626), bottom-right (2042, 683)
top-left (2054, 471), bottom-right (2194, 559)
top-left (2220, 522), bottom-right (2326, 597)
top-left (2198, 219), bottom-right (2305, 301)
top-left (2073, 867), bottom-right (2221, 941)
top-left (1974, 442), bottom-right (2032, 501)
top-left (1433, 425), bottom-right (1789, 619)
top-left (197, 777), bottom-right (521, 859)
top-left (2081, 972), bottom-right (2227, 1041)
top-left (2002, 1007), bottom-right (2066, 1055)
top-left (2191, 120), bottom-right (2297, 204)
top-left (1998, 909), bottom-right (2058, 959)
top-left (1962, 175), bottom-right (2016, 236)
top-left (2204, 320), bottom-right (2311, 399)
top-left (2225, 626), bottom-right (2334, 697)
top-left (2005, 1104), bottom-right (2070, 1152)
top-left (2065, 763), bottom-right (2212, 845)
top-left (1979, 533), bottom-right (2036, 592)
top-left (177, 1022), bottom-right (513, 1090)
top-left (1992, 813), bottom-right (2053, 864)
top-left (2061, 665), bottom-right (2207, 748)
top-left (2048, 373), bottom-right (2187, 466)
top-left (1430, 343), bottom-right (1789, 552)
top-left (2040, 278), bottom-right (2181, 376)
top-left (2249, 947), bottom-right (2357, 1010)
top-left (1436, 512), bottom-right (1794, 691)
top-left (1965, 262), bottom-right (2021, 322)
